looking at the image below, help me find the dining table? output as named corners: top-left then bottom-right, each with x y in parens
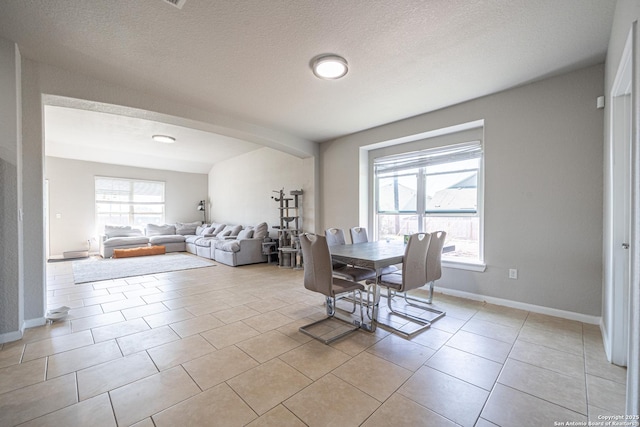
top-left (329, 240), bottom-right (406, 332)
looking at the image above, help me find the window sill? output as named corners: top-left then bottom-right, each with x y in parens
top-left (442, 258), bottom-right (486, 272)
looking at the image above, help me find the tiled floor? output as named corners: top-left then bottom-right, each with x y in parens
top-left (0, 256), bottom-right (628, 426)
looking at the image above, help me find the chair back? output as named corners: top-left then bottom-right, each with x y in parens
top-left (401, 233), bottom-right (432, 292)
top-left (426, 231), bottom-right (446, 283)
top-left (325, 228), bottom-right (346, 246)
top-left (299, 233), bottom-right (334, 297)
top-left (350, 227), bottom-right (369, 244)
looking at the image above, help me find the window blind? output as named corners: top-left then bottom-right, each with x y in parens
top-left (374, 141), bottom-right (482, 175)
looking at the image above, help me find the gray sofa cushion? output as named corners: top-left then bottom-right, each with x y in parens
top-left (218, 224), bottom-right (242, 238)
top-left (146, 223), bottom-right (176, 236)
top-left (209, 223), bottom-right (226, 236)
top-left (215, 240), bottom-right (240, 252)
top-left (252, 222), bottom-right (268, 239)
top-left (237, 228), bottom-right (254, 239)
top-left (195, 237), bottom-right (215, 247)
top-left (195, 224), bottom-right (211, 235)
top-left (105, 225), bottom-right (142, 238)
top-left (185, 235), bottom-right (203, 244)
top-left (103, 236), bottom-right (149, 247)
top-left (176, 221), bottom-right (200, 235)
top-left (149, 235), bottom-right (186, 244)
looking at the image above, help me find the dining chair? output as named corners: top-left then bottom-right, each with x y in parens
top-left (298, 233), bottom-right (365, 344)
top-left (406, 230), bottom-right (447, 305)
top-left (349, 226), bottom-right (398, 275)
top-left (366, 232), bottom-right (446, 338)
top-left (325, 228), bottom-right (377, 282)
top-left (350, 226), bottom-right (369, 244)
top-left (325, 227), bottom-right (347, 246)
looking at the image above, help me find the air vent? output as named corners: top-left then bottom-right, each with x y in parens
top-left (162, 0), bottom-right (186, 9)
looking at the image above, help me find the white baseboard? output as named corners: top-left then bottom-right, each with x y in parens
top-left (436, 286), bottom-right (601, 325)
top-left (600, 318), bottom-right (612, 361)
top-left (23, 317), bottom-right (46, 329)
top-left (0, 317), bottom-right (48, 345)
top-left (0, 330), bottom-right (23, 344)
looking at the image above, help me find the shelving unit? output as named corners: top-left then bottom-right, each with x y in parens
top-left (271, 188), bottom-right (303, 268)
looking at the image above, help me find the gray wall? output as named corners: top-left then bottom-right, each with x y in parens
top-left (321, 64), bottom-right (605, 317)
top-left (0, 38), bottom-right (21, 339)
top-left (45, 157), bottom-right (208, 257)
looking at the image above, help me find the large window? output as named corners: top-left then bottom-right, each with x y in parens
top-left (374, 141), bottom-right (483, 263)
top-left (95, 177), bottom-right (165, 232)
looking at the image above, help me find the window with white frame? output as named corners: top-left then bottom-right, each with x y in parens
top-left (95, 177), bottom-right (165, 233)
top-left (374, 141), bottom-right (483, 262)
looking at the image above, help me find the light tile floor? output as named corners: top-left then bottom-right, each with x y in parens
top-left (0, 257), bottom-right (628, 426)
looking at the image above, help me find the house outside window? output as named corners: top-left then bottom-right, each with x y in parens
top-left (95, 177), bottom-right (165, 233)
top-left (374, 141), bottom-right (483, 263)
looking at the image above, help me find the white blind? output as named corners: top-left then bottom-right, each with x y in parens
top-left (374, 141), bottom-right (482, 175)
top-left (95, 177), bottom-right (164, 204)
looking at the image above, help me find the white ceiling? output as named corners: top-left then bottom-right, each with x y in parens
top-left (0, 0), bottom-right (616, 172)
top-left (44, 105), bottom-right (262, 174)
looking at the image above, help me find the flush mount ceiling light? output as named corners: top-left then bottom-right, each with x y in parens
top-left (311, 54), bottom-right (349, 80)
top-left (152, 134), bottom-right (176, 144)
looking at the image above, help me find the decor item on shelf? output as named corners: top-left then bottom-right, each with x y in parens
top-left (271, 188), bottom-right (303, 268)
top-left (197, 200), bottom-right (206, 222)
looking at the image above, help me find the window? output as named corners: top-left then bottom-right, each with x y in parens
top-left (374, 141), bottom-right (483, 263)
top-left (95, 177), bottom-right (165, 232)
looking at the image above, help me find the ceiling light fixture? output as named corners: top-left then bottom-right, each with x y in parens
top-left (311, 54), bottom-right (349, 80)
top-left (152, 134), bottom-right (176, 144)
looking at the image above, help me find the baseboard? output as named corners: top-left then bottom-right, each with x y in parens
top-left (23, 317), bottom-right (46, 329)
top-left (600, 318), bottom-right (612, 361)
top-left (0, 330), bottom-right (23, 344)
top-left (435, 286), bottom-right (601, 325)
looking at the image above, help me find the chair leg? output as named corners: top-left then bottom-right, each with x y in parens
top-left (299, 292), bottom-right (363, 345)
top-left (376, 287), bottom-right (446, 339)
top-left (402, 281), bottom-right (443, 315)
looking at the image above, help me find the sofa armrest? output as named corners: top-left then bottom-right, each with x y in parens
top-left (234, 238), bottom-right (267, 264)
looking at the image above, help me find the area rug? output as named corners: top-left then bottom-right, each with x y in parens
top-left (72, 253), bottom-right (215, 284)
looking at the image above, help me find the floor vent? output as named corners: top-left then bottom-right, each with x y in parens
top-left (162, 0), bottom-right (186, 9)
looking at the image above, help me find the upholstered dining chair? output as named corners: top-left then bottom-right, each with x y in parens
top-left (325, 228), bottom-right (377, 282)
top-left (298, 233), bottom-right (365, 344)
top-left (413, 230), bottom-right (446, 305)
top-left (349, 226), bottom-right (398, 275)
top-left (366, 232), bottom-right (446, 338)
top-left (350, 227), bottom-right (369, 244)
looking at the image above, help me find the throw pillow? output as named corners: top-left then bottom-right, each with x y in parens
top-left (104, 225), bottom-right (132, 238)
top-left (253, 222), bottom-right (269, 239)
top-left (210, 223), bottom-right (226, 236)
top-left (237, 228), bottom-right (254, 239)
top-left (228, 225), bottom-right (242, 237)
top-left (146, 223), bottom-right (176, 236)
top-left (175, 221), bottom-right (200, 235)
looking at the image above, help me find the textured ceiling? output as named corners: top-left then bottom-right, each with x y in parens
top-left (0, 0), bottom-right (616, 171)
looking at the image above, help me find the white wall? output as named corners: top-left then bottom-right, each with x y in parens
top-left (45, 157), bottom-right (208, 257)
top-left (321, 64), bottom-right (604, 318)
top-left (208, 147), bottom-right (315, 234)
top-left (603, 0), bottom-right (640, 413)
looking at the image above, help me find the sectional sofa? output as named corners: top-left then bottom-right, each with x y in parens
top-left (99, 221), bottom-right (269, 266)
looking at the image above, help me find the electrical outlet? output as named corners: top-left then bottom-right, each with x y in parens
top-left (509, 269), bottom-right (518, 279)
